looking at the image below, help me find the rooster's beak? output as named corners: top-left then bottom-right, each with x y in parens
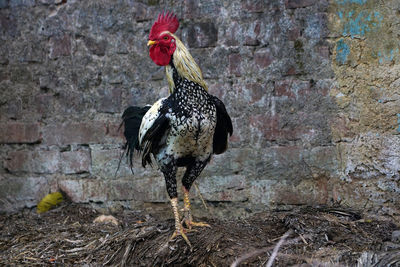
top-left (147, 40), bottom-right (157, 46)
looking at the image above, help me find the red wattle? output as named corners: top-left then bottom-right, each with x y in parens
top-left (149, 45), bottom-right (172, 66)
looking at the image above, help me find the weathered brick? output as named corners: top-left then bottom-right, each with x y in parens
top-left (221, 22), bottom-right (241, 47)
top-left (9, 0), bottom-right (35, 7)
top-left (183, 0), bottom-right (221, 19)
top-left (248, 83), bottom-right (265, 103)
top-left (106, 122), bottom-right (124, 142)
top-left (254, 48), bottom-right (274, 68)
top-left (97, 87), bottom-right (121, 113)
top-left (84, 36), bottom-right (107, 56)
top-left (330, 116), bottom-right (355, 142)
top-left (274, 79), bottom-right (311, 98)
top-left (187, 22), bottom-right (218, 48)
top-left (91, 147), bottom-right (130, 178)
top-left (5, 150), bottom-right (60, 174)
top-left (288, 27), bottom-right (301, 41)
top-left (285, 0), bottom-right (316, 9)
top-left (208, 82), bottom-right (227, 99)
top-left (244, 21), bottom-right (261, 46)
top-left (0, 13), bottom-right (18, 38)
top-left (42, 122), bottom-right (107, 145)
top-left (57, 91), bottom-right (95, 114)
top-left (58, 179), bottom-right (107, 203)
top-left (198, 175), bottom-right (248, 202)
top-left (60, 150), bottom-right (91, 174)
top-left (249, 114), bottom-right (308, 142)
top-left (317, 45), bottom-right (330, 59)
top-left (20, 42), bottom-right (45, 63)
top-left (3, 99), bottom-right (22, 120)
top-left (304, 146), bottom-right (339, 175)
top-left (241, 0), bottom-right (266, 12)
top-left (39, 0), bottom-right (57, 5)
top-left (34, 93), bottom-right (54, 115)
top-left (0, 177), bottom-right (49, 212)
top-left (109, 177), bottom-right (167, 202)
top-left (273, 178), bottom-right (329, 205)
top-left (49, 34), bottom-right (71, 58)
top-left (0, 0), bottom-right (8, 8)
top-left (274, 80), bottom-right (296, 98)
top-left (39, 75), bottom-right (57, 90)
top-left (229, 53), bottom-right (242, 76)
top-left (0, 122), bottom-right (41, 144)
top-left (184, 0), bottom-right (200, 19)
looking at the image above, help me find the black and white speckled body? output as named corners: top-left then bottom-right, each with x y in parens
top-left (160, 65), bottom-right (217, 161)
top-left (139, 64), bottom-right (217, 198)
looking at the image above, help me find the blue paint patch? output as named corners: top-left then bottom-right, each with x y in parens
top-left (341, 10), bottom-right (383, 38)
top-left (378, 48), bottom-right (399, 64)
top-left (336, 39), bottom-right (350, 64)
top-left (337, 0), bottom-right (368, 5)
top-left (397, 114), bottom-right (400, 133)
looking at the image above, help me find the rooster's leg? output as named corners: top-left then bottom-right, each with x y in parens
top-left (169, 197), bottom-right (191, 247)
top-left (161, 162), bottom-right (191, 247)
top-left (182, 160), bottom-right (211, 229)
top-left (182, 186), bottom-right (210, 229)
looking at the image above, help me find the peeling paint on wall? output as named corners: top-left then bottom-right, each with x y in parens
top-left (336, 39), bottom-right (350, 64)
top-left (397, 114), bottom-right (400, 133)
top-left (378, 48), bottom-right (399, 64)
top-left (330, 0), bottom-right (400, 213)
top-left (337, 0), bottom-right (367, 4)
top-left (338, 10), bottom-right (383, 38)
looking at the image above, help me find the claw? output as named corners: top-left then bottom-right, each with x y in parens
top-left (170, 228), bottom-right (192, 248)
top-left (189, 221), bottom-right (211, 228)
top-left (184, 219), bottom-right (211, 230)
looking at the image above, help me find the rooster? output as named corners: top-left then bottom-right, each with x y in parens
top-left (122, 12), bottom-right (232, 246)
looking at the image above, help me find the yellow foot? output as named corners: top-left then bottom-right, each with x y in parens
top-left (170, 229), bottom-right (192, 248)
top-left (185, 220), bottom-right (211, 230)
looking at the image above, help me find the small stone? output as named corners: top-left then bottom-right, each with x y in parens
top-left (93, 215), bottom-right (119, 226)
top-left (392, 230), bottom-right (400, 243)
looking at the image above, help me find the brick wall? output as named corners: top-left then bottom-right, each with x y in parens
top-left (0, 0), bottom-right (398, 217)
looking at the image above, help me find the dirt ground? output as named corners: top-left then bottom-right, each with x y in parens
top-left (1, 203), bottom-right (400, 266)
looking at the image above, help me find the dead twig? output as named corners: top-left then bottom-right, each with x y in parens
top-left (230, 231), bottom-right (310, 267)
top-left (266, 230), bottom-right (292, 267)
top-left (121, 241), bottom-right (136, 267)
top-left (194, 182), bottom-right (208, 211)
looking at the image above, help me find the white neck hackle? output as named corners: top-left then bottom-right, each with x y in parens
top-left (162, 32), bottom-right (208, 93)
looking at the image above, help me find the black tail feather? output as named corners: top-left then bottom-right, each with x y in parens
top-left (121, 106), bottom-right (151, 169)
top-left (211, 95), bottom-right (233, 155)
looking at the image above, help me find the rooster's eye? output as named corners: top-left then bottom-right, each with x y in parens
top-left (163, 36), bottom-right (168, 40)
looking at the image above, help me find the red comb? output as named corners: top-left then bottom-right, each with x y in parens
top-left (149, 11), bottom-right (179, 39)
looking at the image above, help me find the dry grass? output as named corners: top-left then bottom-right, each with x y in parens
top-left (1, 203), bottom-right (399, 266)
